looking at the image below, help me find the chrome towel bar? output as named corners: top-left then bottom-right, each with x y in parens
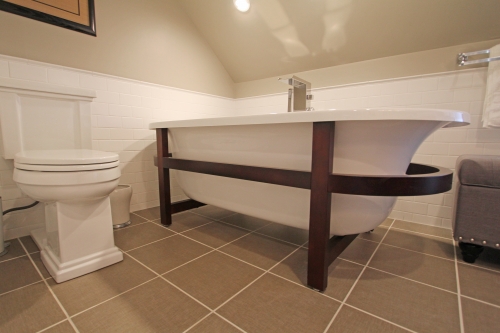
top-left (458, 49), bottom-right (500, 66)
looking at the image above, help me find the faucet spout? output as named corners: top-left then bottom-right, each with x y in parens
top-left (278, 76), bottom-right (313, 112)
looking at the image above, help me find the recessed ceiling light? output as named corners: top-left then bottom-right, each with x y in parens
top-left (234, 0), bottom-right (250, 12)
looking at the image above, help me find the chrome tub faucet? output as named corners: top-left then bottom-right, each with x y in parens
top-left (278, 76), bottom-right (313, 112)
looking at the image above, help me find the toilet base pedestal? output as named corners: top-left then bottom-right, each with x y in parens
top-left (32, 197), bottom-right (123, 283)
top-left (41, 245), bottom-right (123, 283)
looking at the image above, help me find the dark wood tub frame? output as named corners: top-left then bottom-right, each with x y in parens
top-left (155, 122), bottom-right (453, 291)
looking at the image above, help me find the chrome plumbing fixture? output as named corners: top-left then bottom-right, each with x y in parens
top-left (278, 76), bottom-right (313, 112)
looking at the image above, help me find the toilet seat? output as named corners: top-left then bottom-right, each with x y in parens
top-left (14, 149), bottom-right (120, 172)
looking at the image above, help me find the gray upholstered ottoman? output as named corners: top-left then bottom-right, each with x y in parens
top-left (453, 155), bottom-right (500, 263)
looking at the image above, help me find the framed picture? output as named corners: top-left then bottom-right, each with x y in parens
top-left (0, 0), bottom-right (96, 36)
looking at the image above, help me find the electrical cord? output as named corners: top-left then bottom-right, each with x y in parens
top-left (3, 201), bottom-right (39, 215)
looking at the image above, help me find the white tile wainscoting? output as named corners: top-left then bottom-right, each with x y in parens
top-left (235, 68), bottom-right (499, 229)
top-left (0, 53), bottom-right (498, 239)
top-left (0, 54), bottom-right (234, 239)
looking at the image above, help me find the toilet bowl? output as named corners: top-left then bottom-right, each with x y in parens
top-left (14, 149), bottom-right (124, 283)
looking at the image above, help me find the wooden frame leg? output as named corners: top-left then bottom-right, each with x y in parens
top-left (308, 122), bottom-right (335, 291)
top-left (156, 128), bottom-right (172, 226)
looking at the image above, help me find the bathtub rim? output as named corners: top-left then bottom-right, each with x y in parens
top-left (149, 108), bottom-right (470, 129)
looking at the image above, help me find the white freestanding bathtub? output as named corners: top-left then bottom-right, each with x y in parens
top-left (150, 109), bottom-right (469, 236)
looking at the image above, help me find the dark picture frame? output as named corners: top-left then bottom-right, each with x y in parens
top-left (0, 0), bottom-right (96, 36)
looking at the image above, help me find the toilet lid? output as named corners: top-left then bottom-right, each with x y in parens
top-left (14, 149), bottom-right (120, 172)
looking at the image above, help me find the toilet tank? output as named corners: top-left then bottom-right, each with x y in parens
top-left (0, 77), bottom-right (95, 159)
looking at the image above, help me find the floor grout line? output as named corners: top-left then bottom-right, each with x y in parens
top-left (375, 239), bottom-right (457, 262)
top-left (342, 303), bottom-right (418, 333)
top-left (212, 242), bottom-right (308, 313)
top-left (461, 294), bottom-right (500, 310)
top-left (322, 219), bottom-right (395, 333)
top-left (0, 278), bottom-right (46, 297)
top-left (160, 249), bottom-right (217, 276)
top-left (17, 239), bottom-right (80, 333)
top-left (365, 265), bottom-right (458, 295)
top-left (122, 251), bottom-right (213, 312)
top-left (181, 313), bottom-right (213, 333)
top-left (0, 254), bottom-right (28, 263)
top-left (458, 260), bottom-right (500, 274)
top-left (453, 240), bottom-right (465, 333)
top-left (35, 319), bottom-right (69, 333)
top-left (214, 312), bottom-right (248, 333)
top-left (68, 276), bottom-right (159, 319)
top-left (389, 226), bottom-right (452, 240)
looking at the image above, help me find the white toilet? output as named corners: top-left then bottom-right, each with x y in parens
top-left (0, 77), bottom-right (123, 283)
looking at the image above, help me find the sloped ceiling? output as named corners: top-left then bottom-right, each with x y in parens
top-left (179, 0), bottom-right (500, 83)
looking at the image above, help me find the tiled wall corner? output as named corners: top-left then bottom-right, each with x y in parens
top-left (235, 68), bottom-right (499, 229)
top-left (0, 54), bottom-right (235, 239)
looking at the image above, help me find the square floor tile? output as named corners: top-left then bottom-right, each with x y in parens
top-left (114, 222), bottom-right (175, 251)
top-left (192, 205), bottom-right (236, 220)
top-left (0, 282), bottom-right (66, 333)
top-left (219, 233), bottom-right (298, 270)
top-left (338, 238), bottom-right (378, 265)
top-left (346, 268), bottom-right (460, 333)
top-left (458, 263), bottom-right (500, 306)
top-left (369, 243), bottom-right (457, 292)
top-left (182, 221), bottom-right (250, 249)
top-left (43, 321), bottom-right (76, 333)
top-left (72, 278), bottom-right (209, 333)
top-left (48, 255), bottom-right (156, 315)
top-left (128, 234), bottom-right (212, 274)
top-left (133, 206), bottom-right (161, 220)
top-left (271, 248), bottom-right (364, 301)
top-left (0, 239), bottom-right (27, 263)
top-left (327, 305), bottom-right (408, 333)
top-left (218, 273), bottom-right (340, 333)
top-left (164, 251), bottom-right (262, 309)
top-left (220, 213), bottom-right (271, 231)
top-left (256, 223), bottom-right (309, 245)
top-left (153, 211), bottom-right (213, 233)
top-left (19, 236), bottom-right (40, 253)
top-left (358, 227), bottom-right (389, 243)
top-left (0, 255), bottom-right (41, 294)
top-left (188, 314), bottom-right (241, 333)
top-left (383, 229), bottom-right (455, 259)
top-left (392, 220), bottom-right (452, 239)
top-left (461, 297), bottom-right (500, 333)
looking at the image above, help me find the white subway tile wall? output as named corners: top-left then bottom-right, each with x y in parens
top-left (235, 67), bottom-right (498, 229)
top-left (0, 54), bottom-right (234, 239)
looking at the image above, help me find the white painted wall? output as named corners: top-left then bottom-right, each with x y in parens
top-left (0, 54), bottom-right (234, 239)
top-left (235, 67), bottom-right (498, 229)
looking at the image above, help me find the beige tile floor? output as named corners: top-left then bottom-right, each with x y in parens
top-left (1, 205), bottom-right (499, 333)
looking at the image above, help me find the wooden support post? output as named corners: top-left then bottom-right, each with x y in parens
top-left (156, 128), bottom-right (172, 226)
top-left (308, 122), bottom-right (335, 291)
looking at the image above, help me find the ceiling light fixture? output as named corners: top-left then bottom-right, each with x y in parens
top-left (234, 0), bottom-right (250, 12)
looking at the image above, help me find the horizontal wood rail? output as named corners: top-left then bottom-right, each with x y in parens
top-left (161, 157), bottom-right (452, 197)
top-left (163, 157), bottom-right (311, 189)
top-left (170, 199), bottom-right (205, 214)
